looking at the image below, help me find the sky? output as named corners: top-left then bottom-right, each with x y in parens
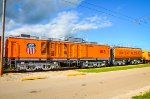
top-left (0, 0), bottom-right (150, 50)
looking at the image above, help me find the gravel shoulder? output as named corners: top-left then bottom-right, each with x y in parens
top-left (0, 67), bottom-right (150, 99)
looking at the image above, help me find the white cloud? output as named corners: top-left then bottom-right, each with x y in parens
top-left (0, 0), bottom-right (83, 24)
top-left (7, 11), bottom-right (112, 38)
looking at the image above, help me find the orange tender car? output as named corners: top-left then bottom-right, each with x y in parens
top-left (112, 47), bottom-right (142, 65)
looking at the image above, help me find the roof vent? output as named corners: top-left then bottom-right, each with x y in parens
top-left (64, 37), bottom-right (86, 43)
top-left (20, 34), bottom-right (30, 38)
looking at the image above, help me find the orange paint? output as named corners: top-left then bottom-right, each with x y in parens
top-left (5, 37), bottom-right (110, 59)
top-left (142, 50), bottom-right (150, 60)
top-left (114, 47), bottom-right (142, 59)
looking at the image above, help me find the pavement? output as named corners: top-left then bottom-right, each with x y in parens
top-left (0, 67), bottom-right (150, 99)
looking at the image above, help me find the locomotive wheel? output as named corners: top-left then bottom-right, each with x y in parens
top-left (42, 65), bottom-right (51, 70)
top-left (25, 65), bottom-right (36, 71)
top-left (50, 63), bottom-right (61, 70)
top-left (97, 63), bottom-right (102, 68)
top-left (130, 61), bottom-right (135, 65)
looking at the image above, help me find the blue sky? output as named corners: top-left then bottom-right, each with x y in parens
top-left (0, 0), bottom-right (150, 50)
top-left (74, 0), bottom-right (150, 50)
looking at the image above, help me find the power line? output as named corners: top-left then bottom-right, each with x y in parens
top-left (83, 2), bottom-right (136, 21)
top-left (136, 15), bottom-right (150, 24)
top-left (62, 0), bottom-right (150, 28)
top-left (83, 1), bottom-right (150, 25)
top-left (137, 13), bottom-right (150, 19)
top-left (63, 0), bottom-right (133, 23)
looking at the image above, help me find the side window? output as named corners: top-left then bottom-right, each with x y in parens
top-left (51, 51), bottom-right (54, 56)
top-left (51, 43), bottom-right (54, 48)
top-left (47, 43), bottom-right (49, 54)
top-left (50, 43), bottom-right (55, 56)
top-left (64, 44), bottom-right (67, 57)
top-left (41, 42), bottom-right (47, 54)
top-left (64, 44), bottom-right (67, 49)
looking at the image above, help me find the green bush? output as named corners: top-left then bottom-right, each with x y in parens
top-left (132, 90), bottom-right (150, 99)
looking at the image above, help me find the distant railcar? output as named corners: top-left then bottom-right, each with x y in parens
top-left (111, 47), bottom-right (142, 65)
top-left (142, 50), bottom-right (150, 63)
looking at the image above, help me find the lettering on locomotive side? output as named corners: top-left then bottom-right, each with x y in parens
top-left (100, 50), bottom-right (106, 54)
top-left (26, 43), bottom-right (36, 54)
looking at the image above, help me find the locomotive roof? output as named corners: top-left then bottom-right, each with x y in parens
top-left (6, 35), bottom-right (109, 46)
top-left (112, 46), bottom-right (142, 50)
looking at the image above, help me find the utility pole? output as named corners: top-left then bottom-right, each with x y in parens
top-left (0, 0), bottom-right (6, 76)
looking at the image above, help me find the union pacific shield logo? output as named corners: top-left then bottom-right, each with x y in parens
top-left (26, 43), bottom-right (36, 54)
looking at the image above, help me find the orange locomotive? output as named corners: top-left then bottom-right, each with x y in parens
top-left (2, 34), bottom-right (144, 71)
top-left (5, 34), bottom-right (110, 71)
top-left (111, 47), bottom-right (142, 65)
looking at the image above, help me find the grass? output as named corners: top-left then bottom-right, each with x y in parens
top-left (132, 90), bottom-right (150, 99)
top-left (78, 64), bottom-right (150, 73)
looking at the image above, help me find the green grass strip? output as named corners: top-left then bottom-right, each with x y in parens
top-left (78, 64), bottom-right (150, 73)
top-left (132, 90), bottom-right (150, 99)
